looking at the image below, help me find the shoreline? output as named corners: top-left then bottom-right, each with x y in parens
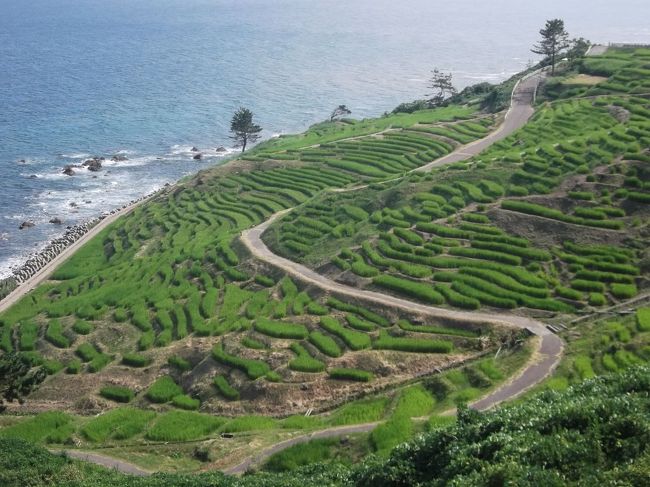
top-left (0, 187), bottom-right (169, 312)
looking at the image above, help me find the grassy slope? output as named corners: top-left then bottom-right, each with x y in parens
top-left (0, 47), bottom-right (649, 478)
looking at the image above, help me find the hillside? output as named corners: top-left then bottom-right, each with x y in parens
top-left (2, 365), bottom-right (649, 486)
top-left (0, 45), bottom-right (649, 477)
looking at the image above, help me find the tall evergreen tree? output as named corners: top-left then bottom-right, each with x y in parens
top-left (427, 69), bottom-right (456, 107)
top-left (229, 107), bottom-right (263, 152)
top-left (531, 19), bottom-right (570, 75)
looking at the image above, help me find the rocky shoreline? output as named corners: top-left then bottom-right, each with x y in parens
top-left (4, 187), bottom-right (164, 290)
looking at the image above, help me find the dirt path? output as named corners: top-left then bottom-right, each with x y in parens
top-left (0, 195), bottom-right (156, 314)
top-left (52, 449), bottom-right (150, 476)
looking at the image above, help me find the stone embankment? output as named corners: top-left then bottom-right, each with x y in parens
top-left (7, 189), bottom-right (163, 286)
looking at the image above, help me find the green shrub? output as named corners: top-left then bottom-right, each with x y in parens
top-left (113, 308), bottom-right (128, 323)
top-left (555, 286), bottom-right (583, 301)
top-left (637, 308), bottom-right (650, 332)
top-left (309, 331), bottom-right (342, 357)
top-left (99, 386), bottom-right (134, 403)
top-left (254, 318), bottom-right (308, 339)
top-left (146, 376), bottom-right (183, 403)
top-left (44, 320), bottom-right (71, 348)
top-left (172, 394), bottom-right (200, 410)
top-left (373, 275), bottom-right (444, 304)
top-left (328, 368), bottom-right (374, 382)
top-left (242, 336), bottom-right (266, 349)
top-left (288, 343), bottom-right (326, 373)
top-left (121, 353), bottom-right (150, 367)
top-left (610, 283), bottom-right (637, 299)
top-left (72, 320), bottom-right (92, 335)
top-left (212, 343), bottom-right (270, 379)
top-left (573, 355), bottom-right (595, 379)
top-left (66, 359), bottom-right (81, 374)
top-left (168, 355), bottom-right (192, 371)
top-left (213, 375), bottom-right (239, 400)
top-left (589, 293), bottom-right (607, 306)
top-left (320, 317), bottom-right (370, 350)
top-left (571, 279), bottom-right (606, 293)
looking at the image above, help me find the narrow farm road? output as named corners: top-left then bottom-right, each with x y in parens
top-left (52, 449), bottom-right (150, 476)
top-left (28, 71), bottom-right (551, 477)
top-left (229, 68), bottom-right (564, 473)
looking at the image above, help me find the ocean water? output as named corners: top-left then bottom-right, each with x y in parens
top-left (1, 0), bottom-right (649, 277)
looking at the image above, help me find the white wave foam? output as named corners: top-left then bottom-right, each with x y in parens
top-left (60, 152), bottom-right (92, 160)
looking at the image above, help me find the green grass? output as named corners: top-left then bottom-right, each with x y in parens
top-left (328, 368), bottom-right (374, 382)
top-left (145, 376), bottom-right (183, 403)
top-left (81, 408), bottom-right (155, 442)
top-left (213, 375), bottom-right (239, 400)
top-left (99, 385), bottom-right (134, 403)
top-left (0, 412), bottom-right (73, 444)
top-left (145, 411), bottom-right (225, 441)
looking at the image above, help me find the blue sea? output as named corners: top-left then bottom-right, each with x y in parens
top-left (1, 0), bottom-right (649, 277)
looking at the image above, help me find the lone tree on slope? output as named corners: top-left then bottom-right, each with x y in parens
top-left (0, 353), bottom-right (46, 413)
top-left (330, 105), bottom-right (352, 121)
top-left (531, 19), bottom-right (570, 75)
top-left (230, 107), bottom-right (263, 152)
top-left (427, 68), bottom-right (457, 107)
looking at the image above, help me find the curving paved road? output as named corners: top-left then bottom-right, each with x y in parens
top-left (229, 67), bottom-right (565, 473)
top-left (32, 70), bottom-right (555, 477)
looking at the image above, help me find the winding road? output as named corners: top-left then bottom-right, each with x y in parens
top-left (54, 68), bottom-right (558, 476)
top-left (225, 67), bottom-right (563, 473)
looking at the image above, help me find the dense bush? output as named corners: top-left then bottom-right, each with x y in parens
top-left (320, 317), bottom-right (371, 350)
top-left (145, 376), bottom-right (183, 403)
top-left (288, 343), bottom-right (326, 373)
top-left (212, 343), bottom-right (270, 379)
top-left (213, 375), bottom-right (239, 400)
top-left (308, 331), bottom-right (343, 357)
top-left (373, 275), bottom-right (444, 304)
top-left (254, 318), bottom-right (308, 340)
top-left (328, 367), bottom-right (374, 382)
top-left (171, 394), bottom-right (200, 410)
top-left (99, 386), bottom-right (134, 403)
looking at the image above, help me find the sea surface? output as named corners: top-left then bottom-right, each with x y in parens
top-left (1, 0), bottom-right (649, 277)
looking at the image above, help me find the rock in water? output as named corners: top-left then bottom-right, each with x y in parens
top-left (62, 165), bottom-right (76, 176)
top-left (190, 146), bottom-right (199, 152)
top-left (215, 146), bottom-right (227, 152)
top-left (193, 153), bottom-right (202, 160)
top-left (111, 155), bottom-right (129, 162)
top-left (19, 221), bottom-right (35, 229)
top-left (82, 157), bottom-right (103, 171)
top-left (49, 217), bottom-right (63, 225)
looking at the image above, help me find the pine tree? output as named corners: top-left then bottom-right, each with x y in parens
top-left (229, 107), bottom-right (263, 152)
top-left (531, 19), bottom-right (570, 75)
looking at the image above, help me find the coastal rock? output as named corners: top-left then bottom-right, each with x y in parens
top-left (19, 221), bottom-right (35, 230)
top-left (82, 158), bottom-right (103, 172)
top-left (49, 217), bottom-right (63, 225)
top-left (18, 159), bottom-right (26, 163)
top-left (29, 174), bottom-right (37, 179)
top-left (190, 146), bottom-right (199, 152)
top-left (111, 155), bottom-right (128, 162)
top-left (215, 146), bottom-right (227, 152)
top-left (62, 165), bottom-right (76, 176)
top-left (193, 153), bottom-right (202, 160)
